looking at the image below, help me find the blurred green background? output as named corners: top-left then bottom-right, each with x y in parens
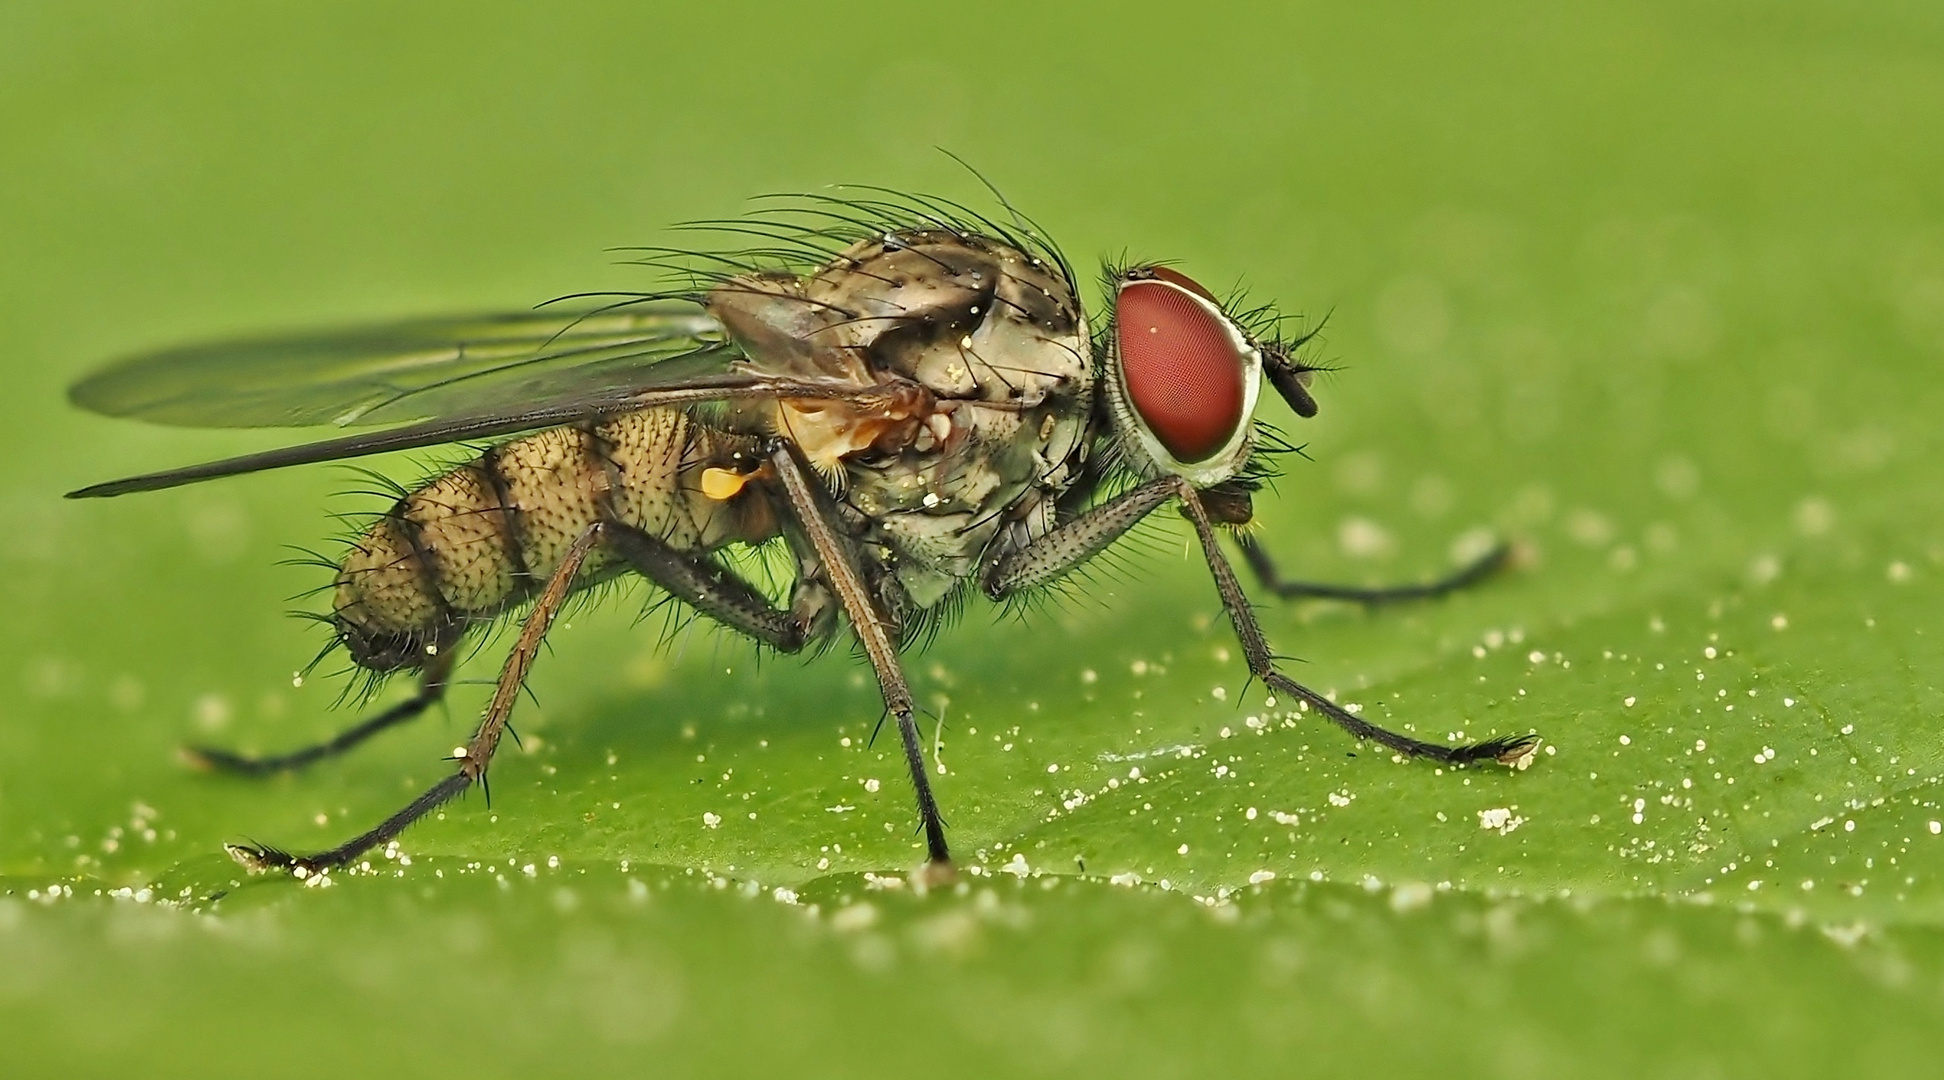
top-left (5, 1), bottom-right (1944, 1076)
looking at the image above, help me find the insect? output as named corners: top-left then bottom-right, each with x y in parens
top-left (66, 188), bottom-right (1539, 877)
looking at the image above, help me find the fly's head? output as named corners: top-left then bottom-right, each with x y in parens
top-left (1100, 265), bottom-right (1321, 499)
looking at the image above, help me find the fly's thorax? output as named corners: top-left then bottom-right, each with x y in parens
top-left (706, 229), bottom-right (1094, 610)
top-left (331, 407), bottom-right (774, 672)
top-left (801, 231), bottom-right (1085, 393)
top-left (705, 229), bottom-right (1086, 390)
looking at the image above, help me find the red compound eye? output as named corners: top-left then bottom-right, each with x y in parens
top-left (1145, 265), bottom-right (1217, 301)
top-left (1115, 272), bottom-right (1249, 463)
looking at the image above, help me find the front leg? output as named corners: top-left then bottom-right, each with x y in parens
top-left (1236, 533), bottom-right (1511, 604)
top-left (981, 478), bottom-right (1178, 598)
top-left (1180, 484), bottom-right (1538, 765)
top-left (984, 479), bottom-right (1536, 765)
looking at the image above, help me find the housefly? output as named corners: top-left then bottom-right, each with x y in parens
top-left (66, 189), bottom-right (1540, 877)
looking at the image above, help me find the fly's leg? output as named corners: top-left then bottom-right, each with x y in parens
top-left (981, 479), bottom-right (1178, 598)
top-left (1236, 533), bottom-right (1511, 605)
top-left (1180, 484), bottom-right (1538, 765)
top-left (769, 444), bottom-right (949, 866)
top-left (603, 523), bottom-right (805, 652)
top-left (228, 522), bottom-right (605, 876)
top-left (184, 650), bottom-right (455, 776)
top-left (982, 480), bottom-right (1532, 763)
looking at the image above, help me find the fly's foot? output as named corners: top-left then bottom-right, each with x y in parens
top-left (182, 745), bottom-right (287, 776)
top-left (1429, 731), bottom-right (1543, 769)
top-left (909, 858), bottom-right (957, 893)
top-left (224, 841), bottom-right (288, 871)
top-left (225, 841), bottom-right (322, 879)
top-left (179, 746), bottom-right (223, 773)
top-left (1485, 733), bottom-right (1543, 770)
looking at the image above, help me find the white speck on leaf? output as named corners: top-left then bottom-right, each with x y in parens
top-left (1478, 807), bottom-right (1525, 835)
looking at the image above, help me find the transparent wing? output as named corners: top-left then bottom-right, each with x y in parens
top-left (63, 296), bottom-right (914, 499)
top-left (67, 303), bottom-right (735, 429)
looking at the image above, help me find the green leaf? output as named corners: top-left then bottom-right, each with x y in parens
top-left (5, 1), bottom-right (1944, 1076)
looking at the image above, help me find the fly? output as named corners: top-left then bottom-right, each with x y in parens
top-left (65, 188), bottom-right (1540, 877)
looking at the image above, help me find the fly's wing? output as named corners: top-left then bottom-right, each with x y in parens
top-left (68, 304), bottom-right (732, 429)
top-left (64, 301), bottom-right (894, 499)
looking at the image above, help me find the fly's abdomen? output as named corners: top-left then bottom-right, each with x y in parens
top-left (331, 407), bottom-right (772, 670)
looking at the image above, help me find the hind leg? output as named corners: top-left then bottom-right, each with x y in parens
top-left (228, 523), bottom-right (602, 876)
top-left (185, 649), bottom-right (454, 776)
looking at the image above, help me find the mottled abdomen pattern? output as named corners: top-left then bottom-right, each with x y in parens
top-left (332, 407), bottom-right (772, 670)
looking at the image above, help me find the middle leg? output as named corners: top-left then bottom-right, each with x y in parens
top-left (603, 522), bottom-right (806, 652)
top-left (768, 444), bottom-right (948, 865)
